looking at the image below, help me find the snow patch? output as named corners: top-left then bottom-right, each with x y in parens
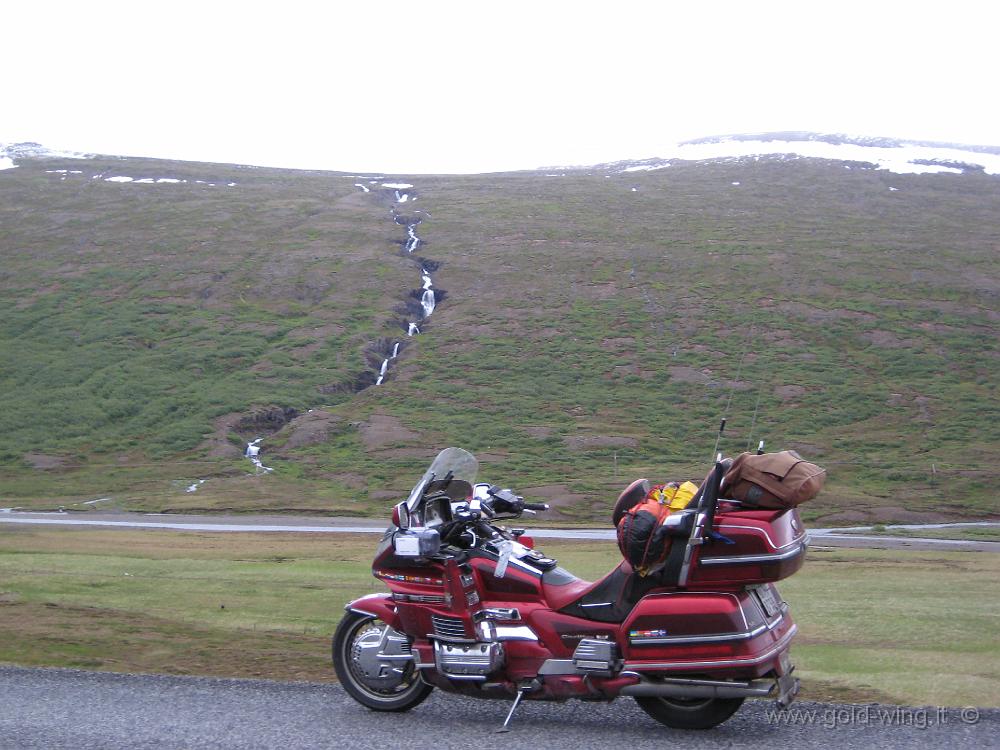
top-left (105, 176), bottom-right (133, 182)
top-left (354, 183), bottom-right (370, 192)
top-left (1, 157), bottom-right (19, 171)
top-left (665, 139), bottom-right (996, 175)
top-left (382, 182), bottom-right (413, 189)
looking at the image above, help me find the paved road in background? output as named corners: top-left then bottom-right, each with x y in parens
top-left (0, 667), bottom-right (994, 750)
top-left (2, 511), bottom-right (999, 551)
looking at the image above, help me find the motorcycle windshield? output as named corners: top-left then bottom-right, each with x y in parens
top-left (405, 447), bottom-right (479, 510)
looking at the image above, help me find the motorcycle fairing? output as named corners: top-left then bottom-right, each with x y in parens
top-left (345, 592), bottom-right (402, 630)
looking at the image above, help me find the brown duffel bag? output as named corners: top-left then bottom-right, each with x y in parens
top-left (722, 450), bottom-right (826, 508)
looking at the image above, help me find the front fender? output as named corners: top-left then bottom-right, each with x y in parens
top-left (345, 592), bottom-right (401, 629)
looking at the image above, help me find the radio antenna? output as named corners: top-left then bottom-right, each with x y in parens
top-left (712, 324), bottom-right (755, 461)
top-left (746, 387), bottom-right (763, 452)
top-left (712, 418), bottom-right (726, 461)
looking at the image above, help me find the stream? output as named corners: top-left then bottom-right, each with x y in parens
top-left (368, 183), bottom-right (437, 387)
top-left (238, 183), bottom-right (438, 471)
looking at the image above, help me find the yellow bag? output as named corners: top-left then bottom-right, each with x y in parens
top-left (646, 481), bottom-right (699, 511)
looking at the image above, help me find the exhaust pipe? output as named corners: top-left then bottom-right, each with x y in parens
top-left (620, 676), bottom-right (775, 700)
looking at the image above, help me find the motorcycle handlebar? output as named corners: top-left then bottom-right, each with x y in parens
top-left (523, 502), bottom-right (549, 512)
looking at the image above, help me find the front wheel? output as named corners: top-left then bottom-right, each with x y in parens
top-left (634, 695), bottom-right (745, 730)
top-left (332, 611), bottom-right (432, 711)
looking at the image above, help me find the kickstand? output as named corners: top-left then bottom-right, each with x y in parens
top-left (497, 687), bottom-right (529, 733)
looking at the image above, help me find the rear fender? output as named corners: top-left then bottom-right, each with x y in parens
top-left (345, 592), bottom-right (401, 629)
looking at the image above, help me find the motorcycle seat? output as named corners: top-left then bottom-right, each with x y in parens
top-left (541, 566), bottom-right (604, 611)
top-left (546, 560), bottom-right (668, 623)
top-left (543, 560), bottom-right (662, 622)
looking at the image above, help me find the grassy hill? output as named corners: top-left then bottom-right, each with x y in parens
top-left (1, 152), bottom-right (997, 524)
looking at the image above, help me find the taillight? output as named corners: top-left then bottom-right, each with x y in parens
top-left (392, 502), bottom-right (410, 529)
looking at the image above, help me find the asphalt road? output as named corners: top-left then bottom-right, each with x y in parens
top-left (0, 666), bottom-right (994, 750)
top-left (2, 511), bottom-right (999, 551)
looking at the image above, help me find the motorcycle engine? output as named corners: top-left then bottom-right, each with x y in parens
top-left (433, 640), bottom-right (505, 679)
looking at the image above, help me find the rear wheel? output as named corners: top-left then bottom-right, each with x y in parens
top-left (332, 611), bottom-right (432, 711)
top-left (634, 695), bottom-right (745, 730)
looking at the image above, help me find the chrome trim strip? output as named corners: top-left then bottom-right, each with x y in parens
top-left (630, 622), bottom-right (770, 646)
top-left (716, 525), bottom-right (806, 551)
top-left (699, 541), bottom-right (807, 566)
top-left (473, 607), bottom-right (521, 622)
top-left (493, 625), bottom-right (539, 642)
top-left (579, 602), bottom-right (614, 608)
top-left (624, 623), bottom-right (797, 671)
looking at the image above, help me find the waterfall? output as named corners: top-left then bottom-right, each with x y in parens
top-left (358, 183), bottom-right (437, 387)
top-left (405, 224), bottom-right (420, 253)
top-left (245, 438), bottom-right (273, 473)
top-left (421, 289), bottom-right (436, 318)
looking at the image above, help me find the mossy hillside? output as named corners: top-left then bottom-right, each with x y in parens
top-left (1, 155), bottom-right (996, 522)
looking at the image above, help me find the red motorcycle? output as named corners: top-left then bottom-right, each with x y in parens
top-left (333, 447), bottom-right (805, 730)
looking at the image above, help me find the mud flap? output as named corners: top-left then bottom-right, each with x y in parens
top-left (776, 671), bottom-right (800, 707)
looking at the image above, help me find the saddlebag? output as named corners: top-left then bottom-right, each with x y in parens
top-left (723, 451), bottom-right (826, 509)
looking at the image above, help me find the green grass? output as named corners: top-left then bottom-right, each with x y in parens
top-left (780, 548), bottom-right (1000, 706)
top-left (0, 528), bottom-right (997, 705)
top-left (0, 154), bottom-right (997, 524)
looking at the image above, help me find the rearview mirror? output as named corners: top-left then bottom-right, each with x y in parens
top-left (392, 501), bottom-right (410, 529)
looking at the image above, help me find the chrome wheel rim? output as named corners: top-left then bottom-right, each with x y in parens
top-left (343, 618), bottom-right (421, 699)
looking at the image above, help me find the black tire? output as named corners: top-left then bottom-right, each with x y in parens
top-left (634, 695), bottom-right (745, 730)
top-left (332, 611), bottom-right (433, 712)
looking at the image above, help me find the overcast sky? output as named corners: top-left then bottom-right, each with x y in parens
top-left (3, 1), bottom-right (997, 174)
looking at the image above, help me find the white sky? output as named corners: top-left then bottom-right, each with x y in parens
top-left (2, 0), bottom-right (998, 174)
